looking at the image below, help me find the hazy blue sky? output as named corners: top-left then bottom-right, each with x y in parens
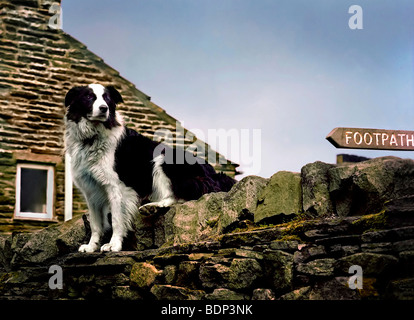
top-left (62, 0), bottom-right (414, 178)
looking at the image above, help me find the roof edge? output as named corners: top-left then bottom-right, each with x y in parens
top-left (61, 31), bottom-right (240, 171)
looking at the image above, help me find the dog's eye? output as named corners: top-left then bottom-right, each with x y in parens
top-left (103, 93), bottom-right (111, 102)
top-left (85, 94), bottom-right (94, 100)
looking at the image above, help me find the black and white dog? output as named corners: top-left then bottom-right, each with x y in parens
top-left (64, 84), bottom-right (235, 252)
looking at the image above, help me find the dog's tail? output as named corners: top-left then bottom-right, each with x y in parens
top-left (213, 172), bottom-right (236, 192)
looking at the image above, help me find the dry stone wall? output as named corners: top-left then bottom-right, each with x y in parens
top-left (1, 156), bottom-right (414, 300)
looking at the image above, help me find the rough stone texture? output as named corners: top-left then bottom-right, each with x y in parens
top-left (205, 288), bottom-right (249, 300)
top-left (263, 250), bottom-right (294, 292)
top-left (1, 157), bottom-right (414, 300)
top-left (226, 258), bottom-right (262, 290)
top-left (159, 175), bottom-right (267, 246)
top-left (300, 157), bottom-right (414, 219)
top-left (1, 202), bottom-right (414, 300)
top-left (279, 286), bottom-right (312, 300)
top-left (296, 258), bottom-right (336, 277)
top-left (255, 171), bottom-right (302, 224)
top-left (252, 288), bottom-right (276, 300)
top-left (150, 284), bottom-right (205, 300)
top-left (338, 253), bottom-right (398, 275)
top-left (0, 235), bottom-right (12, 272)
top-left (301, 161), bottom-right (336, 217)
top-left (199, 262), bottom-right (231, 289)
top-left (176, 261), bottom-right (200, 289)
top-left (163, 192), bottom-right (227, 245)
top-left (10, 214), bottom-right (86, 266)
top-left (130, 262), bottom-right (160, 289)
top-left (387, 278), bottom-right (414, 300)
top-left (307, 278), bottom-right (361, 300)
top-left (328, 157), bottom-right (414, 217)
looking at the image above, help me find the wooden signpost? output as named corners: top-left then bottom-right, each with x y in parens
top-left (326, 127), bottom-right (414, 151)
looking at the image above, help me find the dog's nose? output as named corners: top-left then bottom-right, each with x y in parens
top-left (99, 105), bottom-right (108, 113)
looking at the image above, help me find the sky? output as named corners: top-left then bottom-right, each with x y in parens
top-left (61, 0), bottom-right (414, 179)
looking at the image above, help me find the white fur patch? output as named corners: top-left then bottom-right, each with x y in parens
top-left (65, 112), bottom-right (139, 252)
top-left (88, 83), bottom-right (108, 120)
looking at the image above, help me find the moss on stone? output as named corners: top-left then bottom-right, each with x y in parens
top-left (274, 234), bottom-right (302, 242)
top-left (206, 218), bottom-right (219, 228)
top-left (358, 278), bottom-right (379, 299)
top-left (278, 213), bottom-right (313, 237)
top-left (352, 209), bottom-right (388, 232)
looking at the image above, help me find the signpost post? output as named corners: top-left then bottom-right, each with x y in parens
top-left (326, 127), bottom-right (414, 151)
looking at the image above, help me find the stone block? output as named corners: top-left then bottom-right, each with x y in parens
top-left (296, 258), bottom-right (336, 277)
top-left (130, 262), bottom-right (161, 289)
top-left (199, 263), bottom-right (230, 289)
top-left (161, 175), bottom-right (267, 245)
top-left (205, 288), bottom-right (249, 300)
top-left (150, 284), bottom-right (205, 300)
top-left (338, 252), bottom-right (398, 275)
top-left (263, 250), bottom-right (294, 291)
top-left (176, 261), bottom-right (200, 289)
top-left (252, 288), bottom-right (276, 300)
top-left (301, 161), bottom-right (335, 217)
top-left (255, 171), bottom-right (302, 224)
top-left (226, 258), bottom-right (262, 290)
top-left (112, 286), bottom-right (144, 300)
top-left (328, 157), bottom-right (414, 217)
top-left (386, 278), bottom-right (414, 300)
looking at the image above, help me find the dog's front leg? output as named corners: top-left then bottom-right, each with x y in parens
top-left (79, 230), bottom-right (101, 253)
top-left (79, 205), bottom-right (103, 252)
top-left (100, 185), bottom-right (125, 252)
top-left (100, 231), bottom-right (123, 252)
top-left (100, 221), bottom-right (123, 252)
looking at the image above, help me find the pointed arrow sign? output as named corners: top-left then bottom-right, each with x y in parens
top-left (326, 127), bottom-right (414, 151)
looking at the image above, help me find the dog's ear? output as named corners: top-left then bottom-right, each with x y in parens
top-left (65, 86), bottom-right (83, 107)
top-left (106, 86), bottom-right (123, 104)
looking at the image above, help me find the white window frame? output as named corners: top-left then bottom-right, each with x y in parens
top-left (15, 163), bottom-right (55, 220)
top-left (64, 152), bottom-right (73, 222)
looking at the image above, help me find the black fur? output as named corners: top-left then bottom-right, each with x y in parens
top-left (114, 127), bottom-right (236, 204)
top-left (66, 84), bottom-right (236, 207)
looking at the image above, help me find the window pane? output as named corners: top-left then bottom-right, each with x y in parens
top-left (20, 168), bottom-right (48, 213)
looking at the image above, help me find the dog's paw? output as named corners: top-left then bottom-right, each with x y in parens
top-left (138, 204), bottom-right (158, 216)
top-left (100, 242), bottom-right (122, 252)
top-left (78, 244), bottom-right (98, 253)
top-left (139, 203), bottom-right (170, 216)
top-left (158, 198), bottom-right (175, 207)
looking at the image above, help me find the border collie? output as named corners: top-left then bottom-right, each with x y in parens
top-left (64, 84), bottom-right (235, 252)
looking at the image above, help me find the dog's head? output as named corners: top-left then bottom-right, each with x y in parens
top-left (65, 84), bottom-right (123, 128)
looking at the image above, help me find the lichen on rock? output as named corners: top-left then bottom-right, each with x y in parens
top-left (1, 156), bottom-right (414, 300)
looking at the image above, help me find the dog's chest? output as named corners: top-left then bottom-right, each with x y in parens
top-left (71, 139), bottom-right (116, 182)
top-left (65, 120), bottom-right (125, 190)
top-left (70, 139), bottom-right (122, 190)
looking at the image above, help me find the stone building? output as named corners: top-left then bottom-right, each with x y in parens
top-left (0, 0), bottom-right (238, 234)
